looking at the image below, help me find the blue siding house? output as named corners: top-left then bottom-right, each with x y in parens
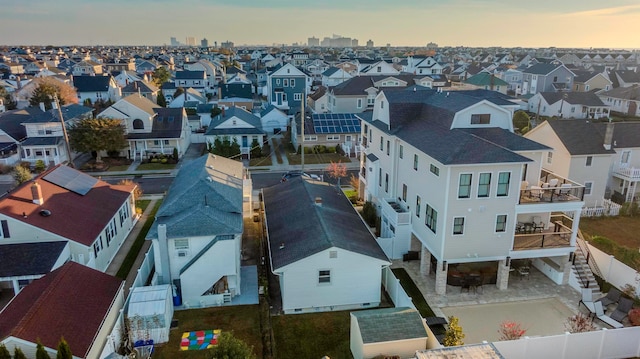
top-left (267, 63), bottom-right (308, 115)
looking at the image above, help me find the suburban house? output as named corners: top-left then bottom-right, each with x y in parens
top-left (608, 70), bottom-right (640, 88)
top-left (360, 60), bottom-right (400, 76)
top-left (73, 75), bottom-right (120, 104)
top-left (266, 63), bottom-right (309, 115)
top-left (597, 85), bottom-right (640, 117)
top-left (572, 70), bottom-right (612, 92)
top-left (322, 67), bottom-right (353, 88)
top-left (174, 70), bottom-right (208, 94)
top-left (219, 78), bottom-right (253, 99)
top-left (308, 85), bottom-right (329, 113)
top-left (291, 112), bottom-right (362, 156)
top-left (0, 108), bottom-right (38, 165)
top-left (521, 63), bottom-right (575, 95)
top-left (461, 72), bottom-right (509, 94)
top-left (0, 262), bottom-right (124, 359)
top-left (527, 92), bottom-right (610, 119)
top-left (113, 70), bottom-right (143, 88)
top-left (71, 59), bottom-right (103, 76)
top-left (168, 87), bottom-right (208, 108)
top-left (121, 80), bottom-right (160, 103)
top-left (403, 56), bottom-right (445, 76)
top-left (263, 177), bottom-right (390, 314)
top-left (205, 106), bottom-right (266, 159)
top-left (217, 97), bottom-right (254, 112)
top-left (147, 154), bottom-right (251, 307)
top-left (20, 103), bottom-right (93, 166)
top-left (0, 241), bottom-right (69, 297)
top-left (524, 120), bottom-right (617, 208)
top-left (495, 68), bottom-right (524, 95)
top-left (258, 104), bottom-right (289, 134)
top-left (327, 74), bottom-right (420, 113)
top-left (0, 165), bottom-right (136, 272)
top-left (359, 88), bottom-right (585, 295)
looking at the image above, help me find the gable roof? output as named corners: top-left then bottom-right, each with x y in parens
top-left (351, 307), bottom-right (428, 343)
top-left (175, 70), bottom-right (205, 80)
top-left (598, 85), bottom-right (640, 101)
top-left (0, 241), bottom-right (67, 278)
top-left (146, 154), bottom-right (244, 239)
top-left (543, 120), bottom-right (616, 155)
top-left (263, 178), bottom-right (389, 270)
top-left (260, 104), bottom-right (286, 118)
top-left (523, 63), bottom-right (561, 76)
top-left (0, 165), bottom-right (134, 246)
top-left (122, 80), bottom-right (159, 94)
top-left (463, 72), bottom-right (508, 87)
top-left (115, 94), bottom-right (161, 117)
top-left (539, 92), bottom-right (606, 107)
top-left (0, 107), bottom-right (40, 141)
top-left (205, 106), bottom-right (264, 136)
top-left (26, 104), bottom-right (93, 124)
top-left (0, 262), bottom-right (123, 358)
top-left (73, 75), bottom-right (114, 92)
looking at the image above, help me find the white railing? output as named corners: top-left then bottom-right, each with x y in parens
top-left (581, 199), bottom-right (621, 217)
top-left (381, 267), bottom-right (416, 310)
top-left (613, 164), bottom-right (640, 180)
top-left (492, 327), bottom-right (640, 359)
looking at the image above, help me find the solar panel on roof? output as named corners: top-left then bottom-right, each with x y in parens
top-left (43, 165), bottom-right (99, 196)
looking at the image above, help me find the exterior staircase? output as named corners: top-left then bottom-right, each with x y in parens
top-left (573, 234), bottom-right (603, 298)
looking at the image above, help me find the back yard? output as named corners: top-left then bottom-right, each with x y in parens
top-left (580, 215), bottom-right (640, 270)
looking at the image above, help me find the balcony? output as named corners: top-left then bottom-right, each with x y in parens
top-left (512, 214), bottom-right (573, 251)
top-left (613, 164), bottom-right (640, 181)
top-left (381, 198), bottom-right (411, 226)
top-left (519, 170), bottom-right (584, 205)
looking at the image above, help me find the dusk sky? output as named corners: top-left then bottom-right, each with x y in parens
top-left (0, 0), bottom-right (639, 48)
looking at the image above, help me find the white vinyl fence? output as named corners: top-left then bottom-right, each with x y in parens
top-left (586, 241), bottom-right (640, 297)
top-left (581, 199), bottom-right (621, 217)
top-left (382, 267), bottom-right (416, 310)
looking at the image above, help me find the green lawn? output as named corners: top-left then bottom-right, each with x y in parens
top-left (249, 156), bottom-right (273, 167)
top-left (115, 200), bottom-right (162, 279)
top-left (151, 305), bottom-right (263, 359)
top-left (580, 216), bottom-right (640, 271)
top-left (391, 268), bottom-right (436, 318)
top-left (285, 152), bottom-right (348, 165)
top-left (107, 164), bottom-right (130, 172)
top-left (136, 200), bottom-right (151, 213)
top-left (135, 162), bottom-right (176, 171)
top-left (272, 311), bottom-right (352, 359)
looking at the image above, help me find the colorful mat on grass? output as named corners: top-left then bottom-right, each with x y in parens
top-left (180, 329), bottom-right (221, 351)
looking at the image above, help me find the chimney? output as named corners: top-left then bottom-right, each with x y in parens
top-left (31, 181), bottom-right (44, 205)
top-left (603, 121), bottom-right (615, 150)
top-left (221, 107), bottom-right (226, 117)
top-left (39, 102), bottom-right (46, 112)
top-left (314, 196), bottom-right (323, 207)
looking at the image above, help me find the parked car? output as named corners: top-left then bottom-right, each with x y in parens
top-left (281, 171), bottom-right (321, 182)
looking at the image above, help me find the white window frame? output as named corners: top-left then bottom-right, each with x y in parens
top-left (458, 173), bottom-right (472, 199)
top-left (497, 172), bottom-right (511, 197)
top-left (495, 214), bottom-right (507, 232)
top-left (453, 217), bottom-right (465, 235)
top-left (478, 172), bottom-right (491, 198)
top-left (585, 156), bottom-right (592, 167)
top-left (584, 181), bottom-right (593, 195)
top-left (318, 269), bottom-right (331, 284)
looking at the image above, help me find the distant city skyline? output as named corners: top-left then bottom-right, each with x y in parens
top-left (0, 0), bottom-right (639, 49)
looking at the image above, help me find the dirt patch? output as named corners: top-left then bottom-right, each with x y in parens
top-left (580, 216), bottom-right (640, 249)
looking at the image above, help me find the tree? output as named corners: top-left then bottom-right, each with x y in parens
top-left (56, 337), bottom-right (72, 359)
top-left (152, 66), bottom-right (171, 87)
top-left (37, 340), bottom-right (52, 359)
top-left (325, 161), bottom-right (347, 187)
top-left (0, 344), bottom-right (11, 359)
top-left (173, 87), bottom-right (185, 99)
top-left (14, 165), bottom-right (32, 185)
top-left (157, 90), bottom-right (167, 107)
top-left (68, 117), bottom-right (128, 163)
top-left (208, 136), bottom-right (240, 158)
top-left (210, 332), bottom-right (256, 359)
top-left (497, 320), bottom-right (526, 341)
top-left (250, 138), bottom-right (262, 158)
top-left (0, 87), bottom-right (17, 110)
top-left (443, 316), bottom-right (465, 347)
top-left (211, 105), bottom-right (222, 117)
top-left (29, 77), bottom-right (78, 110)
top-left (14, 347), bottom-right (27, 359)
top-left (513, 110), bottom-right (531, 134)
top-left (34, 159), bottom-right (46, 173)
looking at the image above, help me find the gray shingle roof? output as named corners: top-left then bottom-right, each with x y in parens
top-left (352, 307), bottom-right (428, 344)
top-left (127, 108), bottom-right (185, 140)
top-left (0, 241), bottom-right (67, 277)
top-left (175, 70), bottom-right (205, 79)
top-left (540, 92), bottom-right (606, 107)
top-left (205, 106), bottom-right (264, 136)
top-left (73, 75), bottom-right (113, 92)
top-left (544, 120), bottom-right (616, 155)
top-left (21, 136), bottom-right (62, 146)
top-left (146, 154), bottom-right (244, 239)
top-left (263, 177), bottom-right (389, 270)
top-left (523, 63), bottom-right (560, 75)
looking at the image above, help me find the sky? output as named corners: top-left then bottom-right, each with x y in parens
top-left (0, 0), bottom-right (639, 49)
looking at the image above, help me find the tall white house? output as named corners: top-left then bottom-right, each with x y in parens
top-left (359, 88), bottom-right (585, 294)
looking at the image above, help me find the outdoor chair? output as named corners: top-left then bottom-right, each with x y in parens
top-left (517, 266), bottom-right (530, 280)
top-left (610, 297), bottom-right (634, 322)
top-left (549, 178), bottom-right (559, 188)
top-left (594, 301), bottom-right (623, 328)
top-left (532, 216), bottom-right (545, 232)
top-left (596, 288), bottom-right (622, 307)
top-left (579, 288), bottom-right (596, 317)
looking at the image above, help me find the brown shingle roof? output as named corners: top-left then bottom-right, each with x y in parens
top-left (0, 262), bottom-right (123, 358)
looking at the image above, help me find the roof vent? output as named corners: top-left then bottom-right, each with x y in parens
top-left (279, 242), bottom-right (285, 250)
top-left (314, 197), bottom-right (323, 207)
top-left (39, 209), bottom-right (52, 217)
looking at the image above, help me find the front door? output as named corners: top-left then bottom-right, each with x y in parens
top-left (242, 136), bottom-right (248, 148)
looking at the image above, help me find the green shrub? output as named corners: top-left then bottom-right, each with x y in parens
top-left (361, 201), bottom-right (378, 227)
top-left (160, 158), bottom-right (168, 164)
top-left (327, 146), bottom-right (336, 154)
top-left (150, 158), bottom-right (159, 163)
top-left (34, 160), bottom-right (46, 173)
top-left (303, 147), bottom-right (312, 154)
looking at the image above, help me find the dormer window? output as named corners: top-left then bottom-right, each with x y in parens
top-left (133, 119), bottom-right (144, 130)
top-left (470, 114), bottom-right (490, 125)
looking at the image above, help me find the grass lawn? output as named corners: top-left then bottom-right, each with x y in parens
top-left (272, 311), bottom-right (351, 359)
top-left (249, 156), bottom-right (273, 167)
top-left (135, 162), bottom-right (176, 171)
top-left (580, 216), bottom-right (640, 249)
top-left (115, 200), bottom-right (162, 279)
top-left (391, 268), bottom-right (436, 318)
top-left (107, 164), bottom-right (130, 172)
top-left (285, 152), bottom-right (348, 165)
top-left (152, 305), bottom-right (263, 359)
top-left (136, 199), bottom-right (151, 213)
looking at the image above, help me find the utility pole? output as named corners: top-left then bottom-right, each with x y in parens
top-left (301, 93), bottom-right (305, 172)
top-left (54, 94), bottom-right (75, 168)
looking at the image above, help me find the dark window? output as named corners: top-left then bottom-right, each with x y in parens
top-left (425, 204), bottom-right (437, 233)
top-left (496, 215), bottom-right (507, 232)
top-left (133, 119), bottom-right (144, 129)
top-left (458, 174), bottom-right (472, 199)
top-left (478, 173), bottom-right (491, 197)
top-left (402, 184), bottom-right (407, 201)
top-left (497, 172), bottom-right (510, 197)
top-left (430, 164), bottom-right (439, 176)
top-left (471, 114), bottom-right (491, 124)
top-left (586, 156), bottom-right (592, 166)
top-left (453, 217), bottom-right (464, 235)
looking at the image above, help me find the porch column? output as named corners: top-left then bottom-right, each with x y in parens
top-left (420, 246), bottom-right (431, 276)
top-left (570, 211), bottom-right (581, 247)
top-left (160, 140), bottom-right (164, 154)
top-left (561, 254), bottom-right (572, 285)
top-left (496, 259), bottom-right (510, 290)
top-left (11, 279), bottom-right (20, 295)
top-left (435, 260), bottom-right (448, 295)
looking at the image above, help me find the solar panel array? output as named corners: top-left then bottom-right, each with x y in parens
top-left (312, 113), bottom-right (361, 134)
top-left (43, 165), bottom-right (99, 196)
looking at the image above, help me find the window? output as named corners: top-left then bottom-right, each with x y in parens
top-left (164, 140), bottom-right (170, 145)
top-left (378, 168), bottom-right (382, 187)
top-left (458, 174), bottom-right (472, 199)
top-left (496, 215), bottom-right (507, 232)
top-left (276, 79), bottom-right (280, 85)
top-left (586, 156), bottom-right (592, 166)
top-left (380, 136), bottom-right (384, 150)
top-left (174, 239), bottom-right (189, 250)
top-left (0, 220), bottom-right (11, 239)
top-left (402, 184), bottom-right (407, 201)
top-left (425, 204), bottom-right (437, 233)
top-left (471, 114), bottom-right (491, 124)
top-left (416, 196), bottom-right (421, 218)
top-left (290, 79), bottom-right (295, 87)
top-left (357, 98), bottom-right (362, 108)
top-left (399, 145), bottom-right (403, 159)
top-left (385, 173), bottom-right (389, 192)
top-left (377, 66), bottom-right (382, 72)
top-left (318, 270), bottom-right (331, 284)
top-left (547, 152), bottom-right (553, 164)
top-left (381, 101), bottom-right (384, 109)
top-left (93, 237), bottom-right (103, 258)
top-left (327, 135), bottom-right (340, 141)
top-left (621, 151), bottom-right (631, 164)
top-left (453, 217), bottom-right (465, 235)
top-left (386, 140), bottom-right (390, 155)
top-left (283, 79), bottom-right (289, 87)
top-left (584, 181), bottom-right (593, 195)
top-left (430, 164), bottom-right (439, 176)
top-left (497, 172), bottom-right (510, 197)
top-left (478, 173), bottom-right (491, 198)
top-left (153, 140), bottom-right (159, 146)
top-left (413, 154), bottom-right (418, 170)
top-left (133, 119), bottom-right (144, 130)
top-left (294, 93), bottom-right (302, 101)
top-left (304, 135), bottom-right (317, 141)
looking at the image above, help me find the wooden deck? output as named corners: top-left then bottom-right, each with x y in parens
top-left (513, 228), bottom-right (572, 250)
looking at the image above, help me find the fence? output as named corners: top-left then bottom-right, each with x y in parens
top-left (581, 199), bottom-right (621, 217)
top-left (381, 267), bottom-right (415, 310)
top-left (586, 241), bottom-right (640, 297)
top-left (493, 326), bottom-right (640, 359)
